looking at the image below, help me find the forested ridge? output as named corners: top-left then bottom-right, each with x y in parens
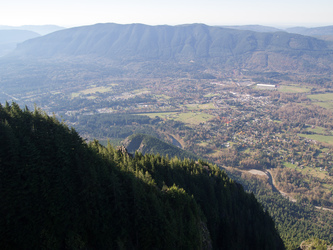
top-left (0, 102), bottom-right (284, 249)
top-left (123, 133), bottom-right (198, 160)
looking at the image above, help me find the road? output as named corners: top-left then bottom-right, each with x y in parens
top-left (249, 169), bottom-right (333, 212)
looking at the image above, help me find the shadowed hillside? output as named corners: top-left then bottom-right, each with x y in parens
top-left (123, 133), bottom-right (198, 160)
top-left (0, 102), bottom-right (284, 249)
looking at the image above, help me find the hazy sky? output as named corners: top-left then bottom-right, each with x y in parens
top-left (1, 0), bottom-right (333, 28)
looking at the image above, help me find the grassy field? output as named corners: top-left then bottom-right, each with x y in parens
top-left (305, 126), bottom-right (330, 135)
top-left (283, 162), bottom-right (328, 179)
top-left (174, 112), bottom-right (215, 125)
top-left (308, 93), bottom-right (333, 102)
top-left (71, 85), bottom-right (114, 98)
top-left (307, 93), bottom-right (333, 110)
top-left (80, 86), bottom-right (114, 95)
top-left (138, 112), bottom-right (179, 119)
top-left (207, 149), bottom-right (225, 158)
top-left (204, 93), bottom-right (219, 98)
top-left (278, 85), bottom-right (310, 93)
top-left (154, 94), bottom-right (171, 100)
top-left (196, 141), bottom-right (209, 147)
top-left (312, 101), bottom-right (333, 110)
top-left (284, 162), bottom-right (297, 168)
top-left (140, 111), bottom-right (214, 125)
top-left (133, 88), bottom-right (150, 95)
top-left (301, 165), bottom-right (328, 179)
top-left (298, 133), bottom-right (333, 145)
top-left (185, 103), bottom-right (216, 110)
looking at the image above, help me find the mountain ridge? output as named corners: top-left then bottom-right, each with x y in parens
top-left (0, 30), bottom-right (40, 57)
top-left (0, 102), bottom-right (285, 249)
top-left (8, 23), bottom-right (333, 74)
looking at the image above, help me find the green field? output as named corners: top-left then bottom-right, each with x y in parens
top-left (284, 162), bottom-right (328, 179)
top-left (283, 162), bottom-right (297, 168)
top-left (154, 94), bottom-right (171, 100)
top-left (306, 126), bottom-right (330, 134)
top-left (71, 85), bottom-right (114, 98)
top-left (204, 93), bottom-right (219, 98)
top-left (278, 85), bottom-right (310, 93)
top-left (308, 93), bottom-right (333, 102)
top-left (174, 112), bottom-right (214, 125)
top-left (80, 86), bottom-right (114, 95)
top-left (307, 93), bottom-right (333, 110)
top-left (133, 88), bottom-right (150, 95)
top-left (298, 133), bottom-right (333, 145)
top-left (197, 141), bottom-right (209, 147)
top-left (185, 103), bottom-right (216, 110)
top-left (139, 111), bottom-right (214, 125)
top-left (312, 101), bottom-right (333, 110)
top-left (139, 112), bottom-right (179, 119)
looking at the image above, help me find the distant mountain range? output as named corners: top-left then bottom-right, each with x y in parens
top-left (4, 23), bottom-right (333, 74)
top-left (0, 25), bottom-right (65, 35)
top-left (0, 25), bottom-right (65, 57)
top-left (285, 26), bottom-right (333, 42)
top-left (221, 25), bottom-right (282, 33)
top-left (286, 25), bottom-right (333, 37)
top-left (0, 30), bottom-right (40, 57)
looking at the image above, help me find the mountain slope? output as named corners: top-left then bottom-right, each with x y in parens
top-left (0, 30), bottom-right (40, 57)
top-left (9, 23), bottom-right (333, 73)
top-left (286, 26), bottom-right (333, 42)
top-left (123, 133), bottom-right (198, 160)
top-left (0, 102), bottom-right (284, 249)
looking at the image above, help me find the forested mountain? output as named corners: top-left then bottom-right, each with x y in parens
top-left (123, 133), bottom-right (198, 160)
top-left (0, 102), bottom-right (284, 249)
top-left (8, 23), bottom-right (333, 73)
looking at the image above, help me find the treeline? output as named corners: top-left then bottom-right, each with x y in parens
top-left (69, 113), bottom-right (162, 139)
top-left (0, 102), bottom-right (284, 249)
top-left (68, 113), bottom-right (160, 126)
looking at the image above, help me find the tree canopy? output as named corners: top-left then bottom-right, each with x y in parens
top-left (0, 102), bottom-right (284, 249)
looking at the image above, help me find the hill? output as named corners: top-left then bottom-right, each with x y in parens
top-left (0, 102), bottom-right (284, 249)
top-left (8, 23), bottom-right (333, 74)
top-left (286, 26), bottom-right (333, 42)
top-left (0, 29), bottom-right (40, 57)
top-left (123, 133), bottom-right (198, 160)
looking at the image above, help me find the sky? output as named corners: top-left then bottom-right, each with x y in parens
top-left (1, 0), bottom-right (333, 28)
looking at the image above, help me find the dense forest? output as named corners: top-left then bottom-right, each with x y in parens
top-left (0, 102), bottom-right (284, 249)
top-left (227, 169), bottom-right (333, 249)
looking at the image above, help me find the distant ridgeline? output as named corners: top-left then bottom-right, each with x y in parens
top-left (0, 102), bottom-right (284, 249)
top-left (9, 23), bottom-right (333, 74)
